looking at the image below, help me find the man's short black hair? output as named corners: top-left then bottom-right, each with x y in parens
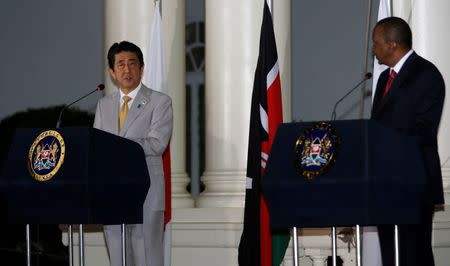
top-left (107, 41), bottom-right (144, 70)
top-left (376, 16), bottom-right (412, 49)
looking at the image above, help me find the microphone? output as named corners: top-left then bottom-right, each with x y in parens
top-left (330, 73), bottom-right (372, 120)
top-left (56, 84), bottom-right (105, 128)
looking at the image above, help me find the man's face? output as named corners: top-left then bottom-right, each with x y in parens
top-left (372, 26), bottom-right (394, 67)
top-left (110, 51), bottom-right (143, 93)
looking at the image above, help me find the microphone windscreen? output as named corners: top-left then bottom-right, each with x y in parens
top-left (365, 72), bottom-right (373, 80)
top-left (96, 84), bottom-right (105, 91)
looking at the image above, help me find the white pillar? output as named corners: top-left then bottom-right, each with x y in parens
top-left (197, 0), bottom-right (291, 208)
top-left (409, 2), bottom-right (450, 264)
top-left (104, 0), bottom-right (193, 208)
top-left (196, 0), bottom-right (262, 207)
top-left (161, 0), bottom-right (193, 208)
top-left (273, 0), bottom-right (292, 122)
top-left (410, 0), bottom-right (450, 198)
top-left (104, 0), bottom-right (151, 95)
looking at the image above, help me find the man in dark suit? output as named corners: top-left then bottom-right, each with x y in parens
top-left (371, 17), bottom-right (445, 266)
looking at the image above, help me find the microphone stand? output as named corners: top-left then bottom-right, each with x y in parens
top-left (56, 85), bottom-right (104, 128)
top-left (331, 73), bottom-right (372, 120)
top-left (53, 84), bottom-right (103, 266)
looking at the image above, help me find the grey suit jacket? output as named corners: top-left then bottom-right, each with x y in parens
top-left (94, 84), bottom-right (173, 211)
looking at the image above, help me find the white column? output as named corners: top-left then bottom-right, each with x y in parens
top-left (273, 0), bottom-right (292, 122)
top-left (410, 0), bottom-right (450, 198)
top-left (197, 0), bottom-right (291, 208)
top-left (161, 0), bottom-right (194, 208)
top-left (104, 0), bottom-right (151, 95)
top-left (105, 0), bottom-right (193, 208)
top-left (196, 0), bottom-right (263, 207)
top-left (409, 2), bottom-right (450, 265)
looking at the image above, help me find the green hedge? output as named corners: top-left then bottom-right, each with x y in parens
top-left (0, 106), bottom-right (94, 171)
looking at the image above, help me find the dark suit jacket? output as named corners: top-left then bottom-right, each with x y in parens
top-left (371, 52), bottom-right (446, 205)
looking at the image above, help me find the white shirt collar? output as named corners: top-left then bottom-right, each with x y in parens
top-left (392, 49), bottom-right (413, 74)
top-left (119, 83), bottom-right (142, 107)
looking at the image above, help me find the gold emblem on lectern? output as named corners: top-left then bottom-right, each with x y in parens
top-left (294, 122), bottom-right (340, 180)
top-left (28, 130), bottom-right (65, 181)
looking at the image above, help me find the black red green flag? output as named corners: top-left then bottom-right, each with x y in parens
top-left (238, 1), bottom-right (289, 265)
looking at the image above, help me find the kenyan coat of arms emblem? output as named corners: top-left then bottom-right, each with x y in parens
top-left (294, 122), bottom-right (340, 180)
top-left (28, 130), bottom-right (66, 181)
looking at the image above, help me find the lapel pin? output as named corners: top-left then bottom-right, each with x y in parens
top-left (138, 99), bottom-right (148, 109)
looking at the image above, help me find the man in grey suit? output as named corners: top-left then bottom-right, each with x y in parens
top-left (94, 41), bottom-right (173, 266)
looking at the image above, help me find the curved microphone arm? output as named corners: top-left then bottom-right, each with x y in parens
top-left (330, 73), bottom-right (372, 121)
top-left (56, 84), bottom-right (104, 128)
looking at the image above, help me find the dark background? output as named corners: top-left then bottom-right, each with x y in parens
top-left (292, 0), bottom-right (380, 121)
top-left (0, 0), bottom-right (104, 121)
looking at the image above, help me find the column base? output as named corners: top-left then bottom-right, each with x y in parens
top-left (442, 167), bottom-right (450, 204)
top-left (195, 171), bottom-right (245, 208)
top-left (171, 207), bottom-right (243, 266)
top-left (172, 172), bottom-right (195, 208)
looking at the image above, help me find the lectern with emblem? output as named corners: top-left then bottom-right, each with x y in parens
top-left (262, 119), bottom-right (427, 266)
top-left (0, 127), bottom-right (150, 266)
